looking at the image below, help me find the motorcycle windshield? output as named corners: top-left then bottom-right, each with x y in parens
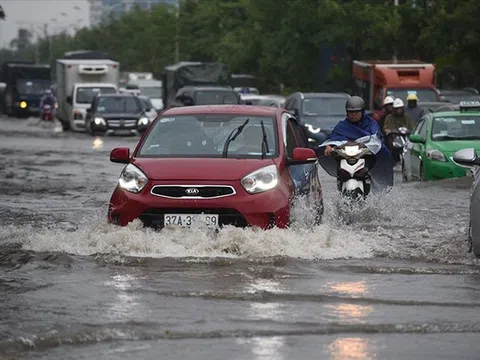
top-left (318, 134), bottom-right (393, 192)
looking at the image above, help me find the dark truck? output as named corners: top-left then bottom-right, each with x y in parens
top-left (0, 61), bottom-right (52, 117)
top-left (162, 62), bottom-right (232, 109)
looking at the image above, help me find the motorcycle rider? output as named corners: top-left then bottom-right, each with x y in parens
top-left (404, 93), bottom-right (425, 124)
top-left (383, 98), bottom-right (416, 162)
top-left (39, 89), bottom-right (57, 119)
top-left (379, 96), bottom-right (395, 138)
top-left (324, 96), bottom-right (384, 156)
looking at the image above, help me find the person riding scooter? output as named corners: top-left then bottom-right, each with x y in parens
top-left (39, 89), bottom-right (57, 120)
top-left (404, 93), bottom-right (425, 124)
top-left (383, 98), bottom-right (416, 162)
top-left (379, 96), bottom-right (395, 139)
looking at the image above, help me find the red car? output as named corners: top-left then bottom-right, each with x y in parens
top-left (108, 105), bottom-right (324, 230)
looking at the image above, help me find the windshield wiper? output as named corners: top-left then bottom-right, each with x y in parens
top-left (222, 118), bottom-right (250, 158)
top-left (261, 120), bottom-right (269, 159)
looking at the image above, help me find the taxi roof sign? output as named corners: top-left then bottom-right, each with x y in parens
top-left (459, 100), bottom-right (480, 112)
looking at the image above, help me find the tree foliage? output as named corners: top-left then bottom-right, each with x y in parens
top-left (2, 0), bottom-right (480, 91)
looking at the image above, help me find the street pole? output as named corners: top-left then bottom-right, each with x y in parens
top-left (175, 0), bottom-right (180, 63)
top-left (393, 0), bottom-right (399, 62)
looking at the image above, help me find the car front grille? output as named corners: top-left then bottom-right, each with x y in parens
top-left (107, 119), bottom-right (138, 128)
top-left (139, 208), bottom-right (248, 229)
top-left (151, 185), bottom-right (235, 199)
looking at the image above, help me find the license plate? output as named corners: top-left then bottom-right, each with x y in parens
top-left (164, 214), bottom-right (219, 228)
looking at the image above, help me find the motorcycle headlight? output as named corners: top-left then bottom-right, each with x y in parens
top-left (118, 164), bottom-right (148, 193)
top-left (241, 164), bottom-right (279, 194)
top-left (94, 117), bottom-right (106, 125)
top-left (138, 116), bottom-right (149, 126)
top-left (427, 149), bottom-right (446, 162)
top-left (305, 123), bottom-right (321, 134)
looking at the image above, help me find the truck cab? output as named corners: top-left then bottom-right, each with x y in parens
top-left (352, 60), bottom-right (440, 120)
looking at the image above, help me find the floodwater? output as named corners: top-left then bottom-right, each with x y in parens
top-left (0, 117), bottom-right (479, 359)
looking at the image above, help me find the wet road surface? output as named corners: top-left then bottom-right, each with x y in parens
top-left (0, 116), bottom-right (479, 359)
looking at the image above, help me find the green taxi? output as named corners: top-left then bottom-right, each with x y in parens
top-left (403, 101), bottom-right (480, 181)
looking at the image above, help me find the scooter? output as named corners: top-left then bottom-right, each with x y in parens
top-left (41, 104), bottom-right (54, 121)
top-left (388, 127), bottom-right (411, 166)
top-left (331, 141), bottom-right (375, 199)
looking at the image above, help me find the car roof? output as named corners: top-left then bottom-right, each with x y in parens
top-left (432, 110), bottom-right (480, 117)
top-left (290, 92), bottom-right (350, 99)
top-left (162, 105), bottom-right (280, 117)
top-left (96, 93), bottom-right (137, 98)
top-left (178, 86), bottom-right (234, 92)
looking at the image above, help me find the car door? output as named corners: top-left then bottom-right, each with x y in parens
top-left (410, 116), bottom-right (428, 179)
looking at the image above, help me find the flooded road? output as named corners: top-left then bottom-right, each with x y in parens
top-left (0, 116), bottom-right (479, 359)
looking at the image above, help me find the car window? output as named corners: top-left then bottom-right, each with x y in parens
top-left (288, 118), bottom-right (308, 148)
top-left (138, 114), bottom-right (278, 158)
top-left (413, 118), bottom-right (426, 135)
top-left (285, 121), bottom-right (297, 158)
top-left (419, 117), bottom-right (429, 138)
top-left (302, 97), bottom-right (346, 116)
top-left (76, 87), bottom-right (117, 104)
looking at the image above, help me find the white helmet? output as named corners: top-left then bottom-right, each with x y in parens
top-left (393, 98), bottom-right (404, 108)
top-left (383, 96), bottom-right (395, 106)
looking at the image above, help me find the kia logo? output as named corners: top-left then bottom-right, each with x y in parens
top-left (185, 188), bottom-right (199, 195)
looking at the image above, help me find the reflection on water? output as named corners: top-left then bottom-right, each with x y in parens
top-left (104, 274), bottom-right (141, 320)
top-left (328, 337), bottom-right (377, 360)
top-left (242, 279), bottom-right (286, 360)
top-left (326, 281), bottom-right (378, 359)
top-left (92, 137), bottom-right (104, 150)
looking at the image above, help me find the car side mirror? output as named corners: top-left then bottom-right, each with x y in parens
top-left (409, 134), bottom-right (425, 143)
top-left (110, 147), bottom-right (130, 164)
top-left (453, 148), bottom-right (480, 167)
top-left (66, 96), bottom-right (72, 104)
top-left (289, 147), bottom-right (317, 164)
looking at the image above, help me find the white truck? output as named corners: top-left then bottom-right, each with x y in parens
top-left (126, 72), bottom-right (164, 111)
top-left (56, 59), bottom-right (120, 131)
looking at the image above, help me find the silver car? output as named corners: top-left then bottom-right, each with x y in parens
top-left (453, 148), bottom-right (480, 257)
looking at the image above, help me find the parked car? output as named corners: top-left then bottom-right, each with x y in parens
top-left (256, 95), bottom-right (286, 108)
top-left (86, 93), bottom-right (150, 136)
top-left (283, 92), bottom-right (350, 148)
top-left (107, 105), bottom-right (324, 230)
top-left (452, 148), bottom-right (480, 257)
top-left (403, 101), bottom-right (480, 181)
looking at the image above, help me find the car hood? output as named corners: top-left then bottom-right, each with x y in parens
top-left (433, 140), bottom-right (480, 155)
top-left (97, 113), bottom-right (142, 119)
top-left (132, 158), bottom-right (276, 181)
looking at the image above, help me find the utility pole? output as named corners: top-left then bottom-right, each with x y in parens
top-left (175, 0), bottom-right (180, 63)
top-left (393, 0), bottom-right (399, 63)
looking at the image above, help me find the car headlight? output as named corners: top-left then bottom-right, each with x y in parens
top-left (138, 116), bottom-right (149, 126)
top-left (94, 117), bottom-right (106, 125)
top-left (241, 164), bottom-right (279, 194)
top-left (305, 123), bottom-right (321, 134)
top-left (427, 149), bottom-right (446, 162)
top-left (118, 164), bottom-right (148, 193)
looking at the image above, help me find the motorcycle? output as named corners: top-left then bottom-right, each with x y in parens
top-left (387, 127), bottom-right (411, 166)
top-left (41, 104), bottom-right (54, 121)
top-left (319, 135), bottom-right (393, 200)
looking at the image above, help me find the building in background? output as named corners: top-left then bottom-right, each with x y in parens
top-left (89, 0), bottom-right (178, 27)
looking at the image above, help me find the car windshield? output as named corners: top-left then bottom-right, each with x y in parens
top-left (195, 91), bottom-right (239, 105)
top-left (139, 86), bottom-right (162, 99)
top-left (302, 98), bottom-right (346, 116)
top-left (76, 87), bottom-right (116, 104)
top-left (386, 88), bottom-right (438, 102)
top-left (138, 114), bottom-right (277, 158)
top-left (96, 96), bottom-right (141, 113)
top-left (16, 80), bottom-right (50, 95)
top-left (431, 115), bottom-right (480, 140)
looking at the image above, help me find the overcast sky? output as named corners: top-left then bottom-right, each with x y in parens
top-left (0, 0), bottom-right (90, 48)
